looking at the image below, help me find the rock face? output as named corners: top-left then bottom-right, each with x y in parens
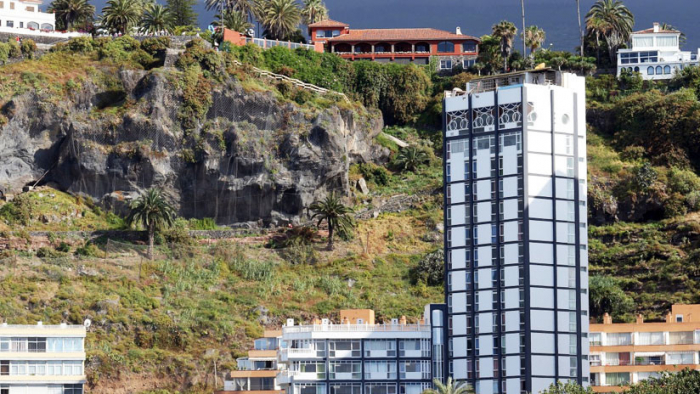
top-left (0, 68), bottom-right (386, 226)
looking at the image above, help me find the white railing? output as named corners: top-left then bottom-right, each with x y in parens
top-left (0, 26), bottom-right (86, 38)
top-left (283, 323), bottom-right (430, 334)
top-left (0, 324), bottom-right (84, 330)
top-left (245, 37), bottom-right (315, 51)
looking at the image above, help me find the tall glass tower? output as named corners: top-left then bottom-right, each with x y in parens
top-left (442, 70), bottom-right (589, 394)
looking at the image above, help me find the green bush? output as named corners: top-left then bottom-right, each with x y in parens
top-left (66, 36), bottom-right (94, 53)
top-left (56, 242), bottom-right (71, 253)
top-left (6, 39), bottom-right (21, 58)
top-left (0, 42), bottom-right (9, 65)
top-left (412, 249), bottom-right (444, 286)
top-left (188, 217), bottom-right (218, 230)
top-left (356, 163), bottom-right (390, 186)
top-left (20, 39), bottom-right (36, 59)
top-left (98, 36), bottom-right (142, 64)
top-left (75, 242), bottom-right (103, 258)
top-left (36, 247), bottom-right (65, 258)
top-left (176, 39), bottom-right (222, 77)
top-left (141, 37), bottom-right (171, 55)
top-left (230, 259), bottom-right (276, 281)
top-left (667, 167), bottom-right (700, 195)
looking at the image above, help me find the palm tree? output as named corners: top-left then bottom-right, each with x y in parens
top-left (428, 378), bottom-right (474, 394)
top-left (523, 25), bottom-right (546, 58)
top-left (300, 0), bottom-right (327, 25)
top-left (661, 22), bottom-right (686, 46)
top-left (102, 0), bottom-right (141, 34)
top-left (309, 193), bottom-right (354, 250)
top-left (492, 20), bottom-right (518, 72)
top-left (140, 4), bottom-right (173, 35)
top-left (127, 188), bottom-right (176, 260)
top-left (257, 0), bottom-right (301, 40)
top-left (394, 146), bottom-right (429, 173)
top-left (576, 0), bottom-right (584, 57)
top-left (48, 0), bottom-right (95, 30)
top-left (205, 0), bottom-right (255, 22)
top-left (214, 9), bottom-right (252, 33)
top-left (473, 62), bottom-right (484, 76)
top-left (585, 0), bottom-right (635, 64)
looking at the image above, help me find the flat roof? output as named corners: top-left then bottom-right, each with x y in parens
top-left (327, 28), bottom-right (480, 43)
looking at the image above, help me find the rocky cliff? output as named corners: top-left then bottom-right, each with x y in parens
top-left (0, 64), bottom-right (385, 226)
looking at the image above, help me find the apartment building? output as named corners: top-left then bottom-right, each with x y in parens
top-left (0, 322), bottom-right (87, 394)
top-left (590, 304), bottom-right (700, 393)
top-left (274, 307), bottom-right (446, 394)
top-left (442, 69), bottom-right (590, 394)
top-left (0, 0), bottom-right (55, 31)
top-left (617, 22), bottom-right (699, 80)
top-left (222, 330), bottom-right (284, 394)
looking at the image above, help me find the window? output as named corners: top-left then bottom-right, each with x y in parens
top-left (364, 361), bottom-right (397, 380)
top-left (676, 314), bottom-right (684, 323)
top-left (0, 1), bottom-right (4, 8)
top-left (462, 42), bottom-right (477, 53)
top-left (28, 338), bottom-right (46, 353)
top-left (329, 341), bottom-right (360, 358)
top-left (657, 36), bottom-right (678, 47)
top-left (6, 20), bottom-right (12, 28)
top-left (440, 59), bottom-right (452, 69)
top-left (446, 164), bottom-right (451, 182)
top-left (331, 383), bottom-right (361, 394)
top-left (647, 66), bottom-right (654, 75)
top-left (365, 383), bottom-right (396, 394)
top-left (25, 6), bottom-right (34, 11)
top-left (437, 41), bottom-right (455, 53)
top-left (567, 157), bottom-right (575, 177)
top-left (655, 66), bottom-right (663, 75)
top-left (620, 52), bottom-right (638, 64)
top-left (9, 2), bottom-right (13, 9)
top-left (664, 65), bottom-right (671, 74)
top-left (329, 361), bottom-right (361, 380)
top-left (639, 51), bottom-right (658, 63)
top-left (463, 59), bottom-right (475, 68)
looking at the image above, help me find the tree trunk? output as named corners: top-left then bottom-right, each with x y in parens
top-left (521, 0), bottom-right (526, 57)
top-left (327, 222), bottom-right (334, 250)
top-left (576, 0), bottom-right (583, 58)
top-left (148, 223), bottom-right (155, 260)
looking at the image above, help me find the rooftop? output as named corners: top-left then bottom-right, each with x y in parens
top-left (633, 22), bottom-right (680, 35)
top-left (308, 19), bottom-right (349, 28)
top-left (327, 28), bottom-right (480, 42)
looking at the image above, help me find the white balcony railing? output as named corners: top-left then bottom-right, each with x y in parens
top-left (283, 324), bottom-right (430, 334)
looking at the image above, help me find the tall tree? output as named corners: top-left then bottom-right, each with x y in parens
top-left (309, 193), bottom-right (354, 250)
top-left (257, 0), bottom-right (301, 40)
top-left (140, 4), bottom-right (173, 34)
top-left (300, 0), bottom-right (327, 25)
top-left (476, 34), bottom-right (502, 75)
top-left (48, 0), bottom-right (95, 30)
top-left (126, 188), bottom-right (176, 260)
top-left (492, 20), bottom-right (518, 72)
top-left (101, 0), bottom-right (141, 34)
top-left (576, 0), bottom-right (584, 57)
top-left (166, 0), bottom-right (197, 27)
top-left (214, 9), bottom-right (252, 33)
top-left (205, 0), bottom-right (255, 23)
top-left (586, 0), bottom-right (635, 63)
top-left (523, 25), bottom-right (546, 58)
top-left (394, 146), bottom-right (429, 173)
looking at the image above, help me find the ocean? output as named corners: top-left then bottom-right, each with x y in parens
top-left (90, 0), bottom-right (700, 53)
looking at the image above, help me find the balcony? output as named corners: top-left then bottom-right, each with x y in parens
top-left (279, 348), bottom-right (323, 361)
top-left (283, 324), bottom-right (430, 335)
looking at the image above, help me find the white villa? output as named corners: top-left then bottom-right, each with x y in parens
top-left (0, 0), bottom-right (55, 32)
top-left (617, 22), bottom-right (700, 80)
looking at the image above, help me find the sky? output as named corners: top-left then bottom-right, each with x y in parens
top-left (89, 0), bottom-right (700, 52)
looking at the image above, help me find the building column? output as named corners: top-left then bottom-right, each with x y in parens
top-left (371, 44), bottom-right (375, 53)
top-left (352, 45), bottom-right (356, 54)
top-left (331, 45), bottom-right (334, 53)
top-left (391, 44), bottom-right (395, 53)
top-left (411, 44), bottom-right (415, 53)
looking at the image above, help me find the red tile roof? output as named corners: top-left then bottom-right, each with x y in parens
top-left (633, 27), bottom-right (680, 34)
top-left (327, 28), bottom-right (480, 43)
top-left (308, 19), bottom-right (349, 28)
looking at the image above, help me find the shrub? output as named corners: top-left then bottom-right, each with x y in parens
top-left (278, 237), bottom-right (318, 265)
top-left (188, 217), bottom-right (218, 230)
top-left (98, 36), bottom-right (142, 64)
top-left (6, 39), bottom-right (21, 58)
top-left (231, 259), bottom-right (276, 281)
top-left (292, 88), bottom-right (314, 105)
top-left (19, 39), bottom-right (36, 59)
top-left (66, 36), bottom-right (94, 53)
top-left (667, 167), bottom-right (700, 195)
top-left (589, 275), bottom-right (634, 320)
top-left (412, 249), bottom-right (444, 286)
top-left (686, 191), bottom-right (700, 212)
top-left (36, 247), bottom-right (65, 258)
top-left (665, 192), bottom-right (689, 218)
top-left (356, 163), bottom-right (390, 186)
top-left (0, 42), bottom-right (9, 65)
top-left (75, 242), bottom-right (104, 258)
top-left (56, 242), bottom-right (71, 253)
top-left (131, 49), bottom-right (155, 69)
top-left (141, 37), bottom-right (171, 55)
top-left (176, 39), bottom-right (222, 77)
top-left (178, 65), bottom-right (213, 131)
top-left (230, 43), bottom-right (263, 67)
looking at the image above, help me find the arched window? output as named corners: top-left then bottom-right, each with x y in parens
top-left (655, 66), bottom-right (662, 75)
top-left (40, 23), bottom-right (53, 30)
top-left (634, 66), bottom-right (640, 72)
top-left (415, 42), bottom-right (429, 53)
top-left (647, 66), bottom-right (654, 75)
top-left (374, 44), bottom-right (387, 53)
top-left (628, 67), bottom-right (633, 72)
top-left (438, 41), bottom-right (455, 53)
top-left (334, 43), bottom-right (352, 53)
top-left (664, 65), bottom-right (671, 74)
top-left (27, 21), bottom-right (39, 29)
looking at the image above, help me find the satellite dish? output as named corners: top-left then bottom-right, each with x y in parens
top-left (83, 319), bottom-right (91, 328)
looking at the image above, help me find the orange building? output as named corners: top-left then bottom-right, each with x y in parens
top-left (307, 19), bottom-right (479, 71)
top-left (589, 304), bottom-right (700, 393)
top-left (220, 329), bottom-right (284, 394)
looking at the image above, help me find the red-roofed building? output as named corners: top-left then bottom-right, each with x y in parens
top-left (308, 19), bottom-right (479, 71)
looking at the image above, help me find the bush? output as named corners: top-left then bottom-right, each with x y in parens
top-left (141, 37), bottom-right (171, 55)
top-left (188, 217), bottom-right (218, 230)
top-left (66, 36), bottom-right (94, 53)
top-left (56, 242), bottom-right (71, 253)
top-left (75, 242), bottom-right (104, 258)
top-left (412, 249), bottom-right (444, 286)
top-left (667, 167), bottom-right (700, 195)
top-left (356, 163), bottom-right (390, 186)
top-left (176, 39), bottom-right (222, 77)
top-left (6, 39), bottom-right (21, 58)
top-left (20, 39), bottom-right (36, 59)
top-left (36, 247), bottom-right (65, 258)
top-left (279, 237), bottom-right (319, 265)
top-left (0, 42), bottom-right (9, 65)
top-left (98, 36), bottom-right (142, 64)
top-left (231, 259), bottom-right (276, 281)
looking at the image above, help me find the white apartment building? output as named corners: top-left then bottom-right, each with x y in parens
top-left (0, 322), bottom-right (86, 394)
top-left (276, 307), bottom-right (446, 394)
top-left (443, 69), bottom-right (590, 394)
top-left (223, 330), bottom-right (284, 393)
top-left (617, 22), bottom-right (699, 80)
top-left (0, 0), bottom-right (55, 33)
